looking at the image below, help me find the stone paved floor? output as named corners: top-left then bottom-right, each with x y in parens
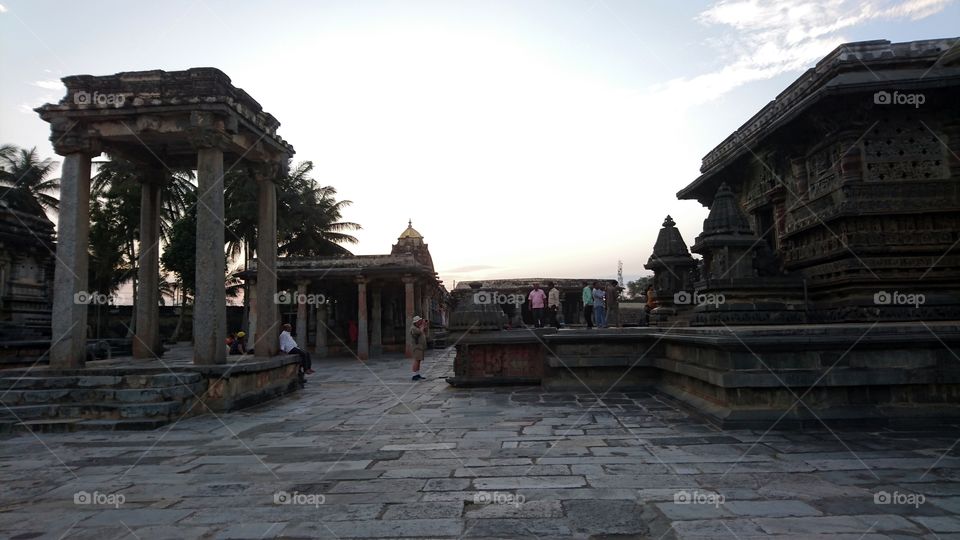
top-left (2, 348), bottom-right (960, 539)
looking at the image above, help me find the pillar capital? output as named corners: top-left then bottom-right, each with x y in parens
top-left (51, 124), bottom-right (101, 157)
top-left (401, 275), bottom-right (417, 285)
top-left (249, 161), bottom-right (287, 182)
top-left (135, 166), bottom-right (168, 185)
top-left (186, 126), bottom-right (232, 151)
top-left (355, 275), bottom-right (368, 285)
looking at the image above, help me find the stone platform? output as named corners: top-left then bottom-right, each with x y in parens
top-left (0, 344), bottom-right (301, 433)
top-left (449, 322), bottom-right (960, 429)
top-left (2, 348), bottom-right (960, 538)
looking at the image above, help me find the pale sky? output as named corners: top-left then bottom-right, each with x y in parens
top-left (1, 0), bottom-right (957, 292)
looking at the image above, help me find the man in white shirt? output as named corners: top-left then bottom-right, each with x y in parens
top-left (547, 282), bottom-right (562, 328)
top-left (280, 323), bottom-right (313, 376)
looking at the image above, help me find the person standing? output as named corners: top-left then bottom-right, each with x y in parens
top-left (592, 282), bottom-right (607, 328)
top-left (547, 282), bottom-right (562, 328)
top-left (410, 315), bottom-right (428, 381)
top-left (605, 280), bottom-right (621, 328)
top-left (280, 323), bottom-right (313, 376)
top-left (528, 283), bottom-right (547, 328)
top-left (581, 281), bottom-right (594, 328)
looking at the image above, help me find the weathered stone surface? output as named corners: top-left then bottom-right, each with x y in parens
top-left (563, 500), bottom-right (648, 535)
top-left (3, 348), bottom-right (960, 539)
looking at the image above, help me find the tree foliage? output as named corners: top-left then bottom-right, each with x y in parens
top-left (0, 145), bottom-right (60, 212)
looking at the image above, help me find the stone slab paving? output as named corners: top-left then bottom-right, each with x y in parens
top-left (2, 347), bottom-right (960, 539)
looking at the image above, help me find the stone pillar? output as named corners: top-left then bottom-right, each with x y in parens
top-left (315, 302), bottom-right (328, 357)
top-left (133, 174), bottom-right (162, 358)
top-left (402, 276), bottom-right (415, 358)
top-left (295, 280), bottom-right (308, 344)
top-left (255, 171), bottom-right (280, 358)
top-left (193, 146), bottom-right (227, 365)
top-left (421, 286), bottom-right (432, 327)
top-left (247, 279), bottom-right (258, 345)
top-left (50, 150), bottom-right (95, 369)
top-left (356, 276), bottom-right (369, 360)
top-left (371, 287), bottom-right (382, 357)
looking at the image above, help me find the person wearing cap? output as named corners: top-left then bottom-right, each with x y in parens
top-left (410, 315), bottom-right (428, 381)
top-left (229, 331), bottom-right (247, 355)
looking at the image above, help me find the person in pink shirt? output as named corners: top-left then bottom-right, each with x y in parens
top-left (528, 283), bottom-right (547, 328)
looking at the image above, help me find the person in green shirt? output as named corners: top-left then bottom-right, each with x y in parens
top-left (581, 282), bottom-right (594, 329)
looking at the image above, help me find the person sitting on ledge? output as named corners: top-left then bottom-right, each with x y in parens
top-left (280, 323), bottom-right (314, 375)
top-left (229, 331), bottom-right (247, 355)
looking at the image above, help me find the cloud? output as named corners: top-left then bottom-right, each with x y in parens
top-left (0, 4), bottom-right (7, 14)
top-left (32, 79), bottom-right (62, 91)
top-left (653, 0), bottom-right (953, 107)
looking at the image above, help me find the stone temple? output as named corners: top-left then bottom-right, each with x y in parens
top-left (648, 37), bottom-right (960, 327)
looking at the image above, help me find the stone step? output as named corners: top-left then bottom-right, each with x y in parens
top-left (58, 401), bottom-right (187, 419)
top-left (1, 417), bottom-right (173, 434)
top-left (0, 372), bottom-right (202, 390)
top-left (0, 381), bottom-right (206, 405)
top-left (0, 404), bottom-right (58, 421)
top-left (0, 400), bottom-right (187, 421)
top-left (75, 418), bottom-right (173, 431)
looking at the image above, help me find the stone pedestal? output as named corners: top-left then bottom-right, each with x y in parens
top-left (193, 146), bottom-right (226, 365)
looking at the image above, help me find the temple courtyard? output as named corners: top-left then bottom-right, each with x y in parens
top-left (1, 346), bottom-right (959, 539)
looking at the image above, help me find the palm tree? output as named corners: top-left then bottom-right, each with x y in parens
top-left (92, 157), bottom-right (195, 241)
top-left (277, 161), bottom-right (360, 257)
top-left (223, 167), bottom-right (259, 270)
top-left (0, 145), bottom-right (60, 212)
top-left (90, 156), bottom-right (195, 334)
